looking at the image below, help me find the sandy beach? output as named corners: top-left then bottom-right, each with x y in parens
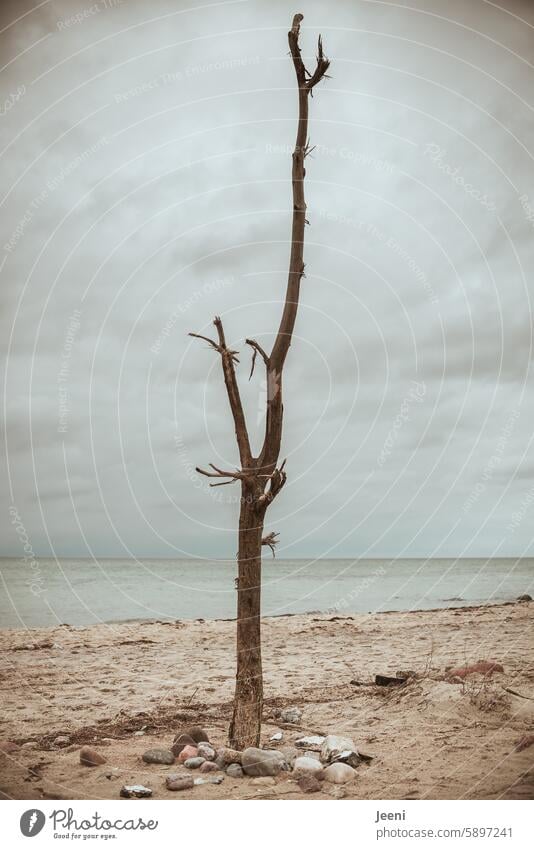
top-left (1, 602), bottom-right (533, 800)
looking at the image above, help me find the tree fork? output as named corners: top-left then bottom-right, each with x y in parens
top-left (189, 13), bottom-right (329, 749)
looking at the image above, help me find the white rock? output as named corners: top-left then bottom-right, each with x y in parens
top-left (293, 756), bottom-right (323, 776)
top-left (280, 707), bottom-right (302, 724)
top-left (323, 762), bottom-right (356, 784)
top-left (320, 734), bottom-right (357, 764)
top-left (295, 735), bottom-right (325, 750)
top-left (270, 732), bottom-right (283, 742)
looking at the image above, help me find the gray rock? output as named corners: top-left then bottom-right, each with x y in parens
top-left (142, 748), bottom-right (175, 765)
top-left (53, 735), bottom-right (71, 747)
top-left (242, 748), bottom-right (286, 777)
top-left (184, 756), bottom-right (205, 769)
top-left (197, 742), bottom-right (216, 761)
top-left (295, 735), bottom-right (325, 751)
top-left (323, 762), bottom-right (356, 784)
top-left (166, 774), bottom-right (194, 791)
top-left (293, 756), bottom-right (323, 776)
top-left (320, 734), bottom-right (356, 764)
top-left (120, 784), bottom-right (152, 798)
top-left (279, 707), bottom-right (302, 724)
top-left (194, 775), bottom-right (224, 785)
top-left (226, 763), bottom-right (244, 778)
top-left (270, 731), bottom-right (283, 742)
top-left (199, 761), bottom-right (219, 773)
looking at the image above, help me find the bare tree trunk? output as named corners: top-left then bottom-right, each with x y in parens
top-left (189, 14), bottom-right (329, 749)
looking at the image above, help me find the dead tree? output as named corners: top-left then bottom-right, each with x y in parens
top-left (189, 13), bottom-right (329, 749)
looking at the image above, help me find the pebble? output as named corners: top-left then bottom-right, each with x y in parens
top-left (197, 742), bottom-right (216, 761)
top-left (166, 774), bottom-right (194, 791)
top-left (242, 747), bottom-right (287, 777)
top-left (142, 748), bottom-right (175, 765)
top-left (279, 707), bottom-right (302, 724)
top-left (53, 736), bottom-right (71, 747)
top-left (298, 775), bottom-right (322, 793)
top-left (270, 732), bottom-right (283, 742)
top-left (199, 760), bottom-right (219, 773)
top-left (178, 745), bottom-right (198, 763)
top-left (21, 742), bottom-right (38, 750)
top-left (252, 776), bottom-right (276, 786)
top-left (194, 775), bottom-right (224, 786)
top-left (120, 784), bottom-right (152, 798)
top-left (172, 734), bottom-right (196, 757)
top-left (293, 756), bottom-right (323, 776)
top-left (215, 747), bottom-right (242, 766)
top-left (133, 731), bottom-right (146, 737)
top-left (226, 763), bottom-right (244, 778)
top-left (323, 762), bottom-right (356, 784)
top-left (0, 741), bottom-right (20, 754)
top-left (184, 757), bottom-right (205, 769)
top-left (320, 735), bottom-right (357, 764)
top-left (80, 746), bottom-right (107, 767)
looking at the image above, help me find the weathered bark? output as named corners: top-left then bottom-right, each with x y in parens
top-left (189, 13), bottom-right (329, 749)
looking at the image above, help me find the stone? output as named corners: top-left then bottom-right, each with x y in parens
top-left (279, 707), bottom-right (302, 724)
top-left (0, 741), bottom-right (20, 754)
top-left (320, 735), bottom-right (356, 764)
top-left (166, 774), bottom-right (194, 791)
top-left (142, 748), bottom-right (175, 765)
top-left (252, 776), bottom-right (276, 786)
top-left (279, 746), bottom-right (298, 767)
top-left (184, 757), bottom-right (205, 769)
top-left (133, 731), bottom-right (146, 737)
top-left (177, 745), bottom-right (198, 763)
top-left (120, 784), bottom-right (152, 798)
top-left (21, 742), bottom-right (38, 750)
top-left (194, 775), bottom-right (224, 785)
top-left (295, 735), bottom-right (325, 751)
top-left (270, 732), bottom-right (283, 742)
top-left (242, 748), bottom-right (286, 777)
top-left (199, 760), bottom-right (219, 773)
top-left (215, 747), bottom-right (242, 766)
top-left (53, 735), bottom-right (71, 747)
top-left (180, 726), bottom-right (209, 744)
top-left (80, 746), bottom-right (107, 767)
top-left (323, 762), bottom-right (356, 784)
top-left (298, 775), bottom-right (322, 793)
top-left (226, 763), bottom-right (244, 778)
top-left (293, 756), bottom-right (323, 776)
top-left (171, 734), bottom-right (197, 757)
top-left (517, 594), bottom-right (532, 602)
top-left (197, 742), bottom-right (216, 761)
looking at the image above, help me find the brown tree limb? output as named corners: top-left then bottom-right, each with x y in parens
top-left (245, 338), bottom-right (270, 380)
top-left (261, 531), bottom-right (279, 557)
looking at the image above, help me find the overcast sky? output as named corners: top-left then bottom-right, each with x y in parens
top-left (2, 0), bottom-right (534, 560)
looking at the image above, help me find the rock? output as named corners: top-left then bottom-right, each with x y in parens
top-left (21, 742), bottom-right (38, 750)
top-left (295, 735), bottom-right (325, 751)
top-left (199, 760), bottom-right (219, 773)
top-left (517, 594), bottom-right (532, 602)
top-left (320, 735), bottom-right (356, 764)
top-left (279, 707), bottom-right (302, 724)
top-left (120, 784), bottom-right (152, 798)
top-left (375, 674), bottom-right (407, 686)
top-left (270, 732), bottom-right (283, 742)
top-left (298, 775), bottom-right (322, 793)
top-left (215, 747), bottom-right (242, 766)
top-left (166, 774), bottom-right (194, 791)
top-left (197, 742), bottom-right (216, 761)
top-left (178, 726), bottom-right (209, 744)
top-left (448, 660), bottom-right (504, 679)
top-left (333, 750), bottom-right (362, 769)
top-left (323, 762), bottom-right (356, 784)
top-left (252, 776), bottom-right (276, 786)
top-left (53, 735), bottom-right (71, 747)
top-left (177, 745), bottom-right (198, 763)
top-left (194, 775), bottom-right (224, 785)
top-left (279, 746), bottom-right (298, 767)
top-left (184, 757), bottom-right (205, 769)
top-left (226, 763), bottom-right (244, 778)
top-left (293, 756), bottom-right (323, 776)
top-left (0, 741), bottom-right (20, 754)
top-left (242, 748), bottom-right (286, 777)
top-left (142, 748), bottom-right (175, 765)
top-left (133, 731), bottom-right (146, 737)
top-left (171, 734), bottom-right (196, 757)
top-left (80, 746), bottom-right (107, 767)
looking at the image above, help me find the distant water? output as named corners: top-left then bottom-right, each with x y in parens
top-left (0, 557), bottom-right (532, 629)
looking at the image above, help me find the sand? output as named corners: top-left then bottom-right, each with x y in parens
top-left (0, 602), bottom-right (533, 800)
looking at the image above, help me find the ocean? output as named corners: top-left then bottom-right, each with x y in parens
top-left (0, 557), bottom-right (532, 629)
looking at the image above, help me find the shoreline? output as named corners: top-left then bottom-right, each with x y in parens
top-left (1, 601), bottom-right (533, 799)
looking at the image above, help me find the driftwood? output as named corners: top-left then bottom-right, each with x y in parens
top-left (190, 13), bottom-right (329, 749)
